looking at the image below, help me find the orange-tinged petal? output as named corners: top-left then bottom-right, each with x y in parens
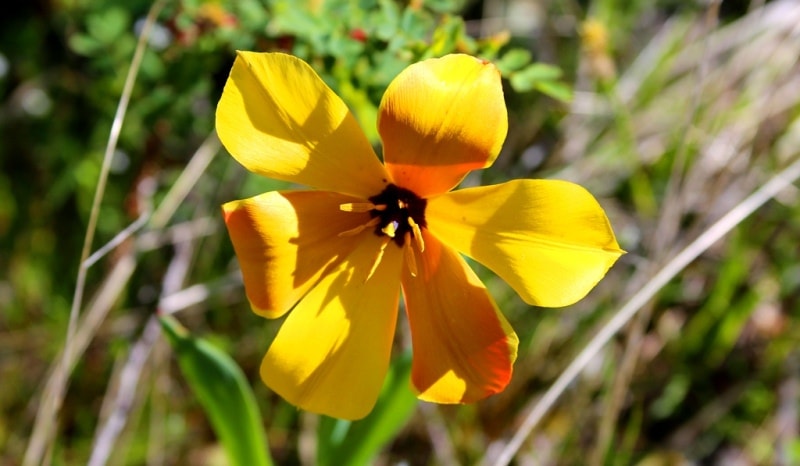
top-left (378, 54), bottom-right (508, 197)
top-left (426, 179), bottom-right (624, 307)
top-left (260, 235), bottom-right (403, 420)
top-left (222, 190), bottom-right (372, 318)
top-left (401, 230), bottom-right (518, 403)
top-left (216, 51), bottom-right (389, 197)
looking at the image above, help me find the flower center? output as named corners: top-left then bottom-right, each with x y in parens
top-left (338, 184), bottom-right (427, 280)
top-left (367, 184), bottom-right (427, 247)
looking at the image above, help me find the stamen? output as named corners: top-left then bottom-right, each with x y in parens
top-left (365, 237), bottom-right (391, 282)
top-left (407, 216), bottom-right (425, 252)
top-left (338, 217), bottom-right (380, 237)
top-left (381, 220), bottom-right (399, 238)
top-left (404, 233), bottom-right (418, 277)
top-left (340, 202), bottom-right (378, 212)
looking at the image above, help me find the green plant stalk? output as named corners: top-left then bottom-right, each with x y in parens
top-left (160, 315), bottom-right (273, 466)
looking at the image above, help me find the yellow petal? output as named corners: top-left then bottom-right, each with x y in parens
top-left (261, 235), bottom-right (403, 420)
top-left (222, 190), bottom-right (372, 318)
top-left (216, 51), bottom-right (389, 198)
top-left (402, 230), bottom-right (518, 403)
top-left (378, 54), bottom-right (508, 197)
top-left (426, 179), bottom-right (624, 307)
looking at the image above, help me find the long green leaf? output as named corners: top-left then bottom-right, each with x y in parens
top-left (160, 315), bottom-right (272, 466)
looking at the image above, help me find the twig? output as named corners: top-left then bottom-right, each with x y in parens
top-left (487, 154), bottom-right (800, 466)
top-left (147, 340), bottom-right (171, 466)
top-left (88, 239), bottom-right (194, 466)
top-left (23, 2), bottom-right (165, 464)
top-left (149, 130), bottom-right (220, 229)
top-left (85, 125), bottom-right (220, 462)
top-left (775, 356), bottom-right (799, 466)
top-left (84, 213), bottom-right (150, 269)
top-left (419, 404), bottom-right (459, 466)
top-left (87, 316), bottom-right (163, 466)
top-left (158, 271), bottom-right (242, 315)
top-left (136, 217), bottom-right (218, 252)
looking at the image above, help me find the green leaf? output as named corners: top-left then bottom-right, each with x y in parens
top-left (374, 0), bottom-right (401, 40)
top-left (520, 62), bottom-right (563, 80)
top-left (509, 62), bottom-right (564, 91)
top-left (160, 316), bottom-right (272, 466)
top-left (317, 352), bottom-right (417, 466)
top-left (86, 8), bottom-right (129, 45)
top-left (533, 79), bottom-right (574, 103)
top-left (496, 48), bottom-right (532, 75)
top-left (399, 5), bottom-right (435, 45)
top-left (425, 0), bottom-right (466, 13)
top-left (270, 0), bottom-right (329, 53)
top-left (424, 15), bottom-right (465, 58)
top-left (68, 33), bottom-right (102, 56)
top-left (509, 63), bottom-right (573, 102)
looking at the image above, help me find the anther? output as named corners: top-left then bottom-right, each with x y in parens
top-left (404, 233), bottom-right (418, 277)
top-left (367, 183), bottom-right (427, 247)
top-left (381, 220), bottom-right (399, 238)
top-left (407, 216), bottom-right (425, 252)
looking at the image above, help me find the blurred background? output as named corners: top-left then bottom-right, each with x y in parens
top-left (2, 0), bottom-right (800, 464)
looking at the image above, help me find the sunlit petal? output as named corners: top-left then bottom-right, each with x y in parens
top-left (216, 51), bottom-right (389, 197)
top-left (260, 236), bottom-right (403, 420)
top-left (402, 230), bottom-right (518, 403)
top-left (378, 54), bottom-right (508, 197)
top-left (426, 179), bottom-right (624, 307)
top-left (222, 190), bottom-right (372, 318)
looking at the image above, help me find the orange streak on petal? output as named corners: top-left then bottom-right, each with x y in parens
top-left (379, 54), bottom-right (508, 197)
top-left (222, 190), bottom-right (371, 318)
top-left (402, 230), bottom-right (518, 403)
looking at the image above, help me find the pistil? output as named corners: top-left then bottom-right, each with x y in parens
top-left (404, 233), bottom-right (419, 277)
top-left (407, 216), bottom-right (425, 252)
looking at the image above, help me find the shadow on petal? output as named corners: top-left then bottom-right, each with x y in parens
top-left (427, 179), bottom-right (624, 307)
top-left (401, 230), bottom-right (518, 403)
top-left (260, 236), bottom-right (404, 419)
top-left (217, 52), bottom-right (389, 198)
top-left (223, 190), bottom-right (372, 318)
top-left (379, 54), bottom-right (508, 197)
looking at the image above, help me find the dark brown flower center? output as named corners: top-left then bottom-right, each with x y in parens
top-left (368, 184), bottom-right (427, 247)
top-left (337, 183), bottom-right (427, 280)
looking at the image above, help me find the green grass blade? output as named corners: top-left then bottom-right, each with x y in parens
top-left (160, 315), bottom-right (272, 466)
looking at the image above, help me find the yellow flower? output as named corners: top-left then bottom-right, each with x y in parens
top-left (217, 52), bottom-right (623, 420)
